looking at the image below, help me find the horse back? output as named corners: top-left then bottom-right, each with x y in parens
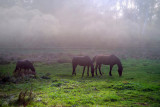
top-left (95, 54), bottom-right (119, 65)
top-left (72, 56), bottom-right (92, 66)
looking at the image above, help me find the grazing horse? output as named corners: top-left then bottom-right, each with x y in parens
top-left (92, 54), bottom-right (123, 76)
top-left (72, 56), bottom-right (94, 77)
top-left (14, 60), bottom-right (36, 76)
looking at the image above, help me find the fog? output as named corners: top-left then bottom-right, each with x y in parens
top-left (0, 0), bottom-right (160, 48)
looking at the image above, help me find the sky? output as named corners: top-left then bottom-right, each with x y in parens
top-left (0, 0), bottom-right (159, 48)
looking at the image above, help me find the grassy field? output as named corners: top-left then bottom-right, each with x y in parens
top-left (0, 58), bottom-right (160, 106)
top-left (0, 48), bottom-right (160, 106)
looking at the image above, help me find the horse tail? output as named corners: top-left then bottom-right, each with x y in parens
top-left (90, 63), bottom-right (94, 77)
top-left (92, 56), bottom-right (96, 63)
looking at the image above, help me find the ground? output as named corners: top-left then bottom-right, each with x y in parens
top-left (0, 48), bottom-right (160, 106)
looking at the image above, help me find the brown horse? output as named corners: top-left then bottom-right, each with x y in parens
top-left (92, 54), bottom-right (123, 76)
top-left (72, 56), bottom-right (94, 77)
top-left (14, 60), bottom-right (36, 76)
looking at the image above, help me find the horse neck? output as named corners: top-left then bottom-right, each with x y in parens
top-left (117, 60), bottom-right (122, 70)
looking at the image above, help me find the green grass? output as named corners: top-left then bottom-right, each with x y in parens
top-left (0, 59), bottom-right (160, 106)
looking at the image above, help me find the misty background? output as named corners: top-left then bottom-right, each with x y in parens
top-left (0, 0), bottom-right (160, 48)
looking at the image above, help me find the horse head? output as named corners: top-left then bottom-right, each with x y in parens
top-left (118, 63), bottom-right (123, 76)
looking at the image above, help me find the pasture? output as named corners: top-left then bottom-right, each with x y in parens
top-left (0, 48), bottom-right (160, 106)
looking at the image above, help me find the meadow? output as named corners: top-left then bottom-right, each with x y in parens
top-left (0, 48), bottom-right (160, 106)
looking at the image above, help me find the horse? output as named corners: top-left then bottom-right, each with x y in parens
top-left (92, 54), bottom-right (123, 76)
top-left (14, 60), bottom-right (36, 76)
top-left (72, 56), bottom-right (94, 77)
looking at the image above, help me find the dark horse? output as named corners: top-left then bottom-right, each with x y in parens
top-left (14, 60), bottom-right (36, 76)
top-left (72, 56), bottom-right (94, 77)
top-left (92, 54), bottom-right (123, 76)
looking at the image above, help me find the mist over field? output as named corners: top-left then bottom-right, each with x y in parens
top-left (1, 1), bottom-right (160, 107)
top-left (0, 0), bottom-right (160, 48)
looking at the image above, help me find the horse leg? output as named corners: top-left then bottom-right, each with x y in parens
top-left (98, 64), bottom-right (102, 76)
top-left (87, 66), bottom-right (89, 76)
top-left (72, 64), bottom-right (77, 76)
top-left (109, 65), bottom-right (113, 76)
top-left (82, 66), bottom-right (86, 77)
top-left (95, 64), bottom-right (98, 76)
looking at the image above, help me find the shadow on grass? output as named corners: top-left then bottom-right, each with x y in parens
top-left (56, 74), bottom-right (73, 78)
